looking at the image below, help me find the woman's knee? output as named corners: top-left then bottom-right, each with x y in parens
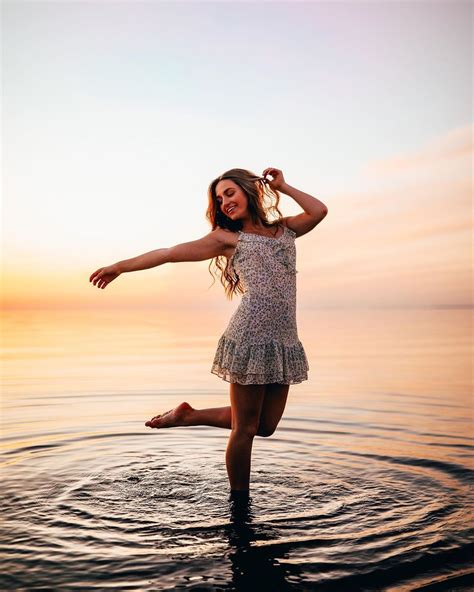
top-left (231, 424), bottom-right (259, 439)
top-left (257, 425), bottom-right (275, 438)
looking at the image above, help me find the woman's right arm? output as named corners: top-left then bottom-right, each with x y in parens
top-left (117, 229), bottom-right (231, 272)
top-left (89, 229), bottom-right (232, 289)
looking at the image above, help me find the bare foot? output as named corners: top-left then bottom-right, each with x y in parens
top-left (145, 401), bottom-right (194, 428)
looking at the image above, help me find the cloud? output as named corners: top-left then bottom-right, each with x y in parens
top-left (294, 125), bottom-right (472, 308)
top-left (362, 124), bottom-right (472, 175)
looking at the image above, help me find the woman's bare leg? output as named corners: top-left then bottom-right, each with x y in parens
top-left (257, 383), bottom-right (290, 436)
top-left (145, 383), bottom-right (289, 433)
top-left (144, 383), bottom-right (289, 492)
top-left (226, 383), bottom-right (265, 491)
top-left (145, 402), bottom-right (231, 429)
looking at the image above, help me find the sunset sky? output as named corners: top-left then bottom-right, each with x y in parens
top-left (2, 1), bottom-right (472, 311)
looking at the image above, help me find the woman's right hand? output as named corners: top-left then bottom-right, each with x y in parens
top-left (89, 263), bottom-right (121, 289)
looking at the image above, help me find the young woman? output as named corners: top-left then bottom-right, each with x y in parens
top-left (89, 167), bottom-right (328, 499)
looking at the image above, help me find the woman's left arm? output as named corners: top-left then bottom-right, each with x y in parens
top-left (262, 167), bottom-right (328, 237)
top-left (263, 167), bottom-right (328, 221)
top-left (280, 182), bottom-right (328, 219)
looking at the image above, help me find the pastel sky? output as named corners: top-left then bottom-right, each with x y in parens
top-left (2, 1), bottom-right (472, 310)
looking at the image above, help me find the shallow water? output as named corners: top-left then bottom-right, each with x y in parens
top-left (1, 308), bottom-right (473, 591)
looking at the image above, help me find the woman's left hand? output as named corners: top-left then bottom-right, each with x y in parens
top-left (262, 167), bottom-right (286, 191)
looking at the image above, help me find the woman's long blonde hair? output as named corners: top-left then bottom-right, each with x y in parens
top-left (206, 168), bottom-right (283, 299)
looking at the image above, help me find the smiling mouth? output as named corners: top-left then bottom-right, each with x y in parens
top-left (226, 205), bottom-right (237, 215)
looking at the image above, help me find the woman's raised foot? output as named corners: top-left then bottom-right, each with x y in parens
top-left (145, 401), bottom-right (194, 429)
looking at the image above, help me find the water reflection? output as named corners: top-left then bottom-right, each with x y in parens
top-left (226, 495), bottom-right (300, 592)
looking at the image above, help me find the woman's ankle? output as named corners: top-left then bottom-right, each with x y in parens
top-left (229, 488), bottom-right (250, 500)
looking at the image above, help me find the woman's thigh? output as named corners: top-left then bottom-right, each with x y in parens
top-left (229, 383), bottom-right (266, 433)
top-left (258, 383), bottom-right (290, 435)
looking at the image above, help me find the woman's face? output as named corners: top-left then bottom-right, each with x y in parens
top-left (215, 179), bottom-right (249, 221)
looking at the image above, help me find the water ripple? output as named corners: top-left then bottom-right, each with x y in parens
top-left (2, 414), bottom-right (473, 591)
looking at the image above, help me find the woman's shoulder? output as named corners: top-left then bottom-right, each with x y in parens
top-left (211, 226), bottom-right (239, 246)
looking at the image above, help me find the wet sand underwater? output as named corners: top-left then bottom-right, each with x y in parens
top-left (1, 308), bottom-right (473, 591)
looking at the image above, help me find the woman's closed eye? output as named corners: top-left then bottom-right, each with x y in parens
top-left (217, 195), bottom-right (234, 206)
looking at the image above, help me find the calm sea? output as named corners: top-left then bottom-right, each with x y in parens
top-left (1, 307), bottom-right (473, 591)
